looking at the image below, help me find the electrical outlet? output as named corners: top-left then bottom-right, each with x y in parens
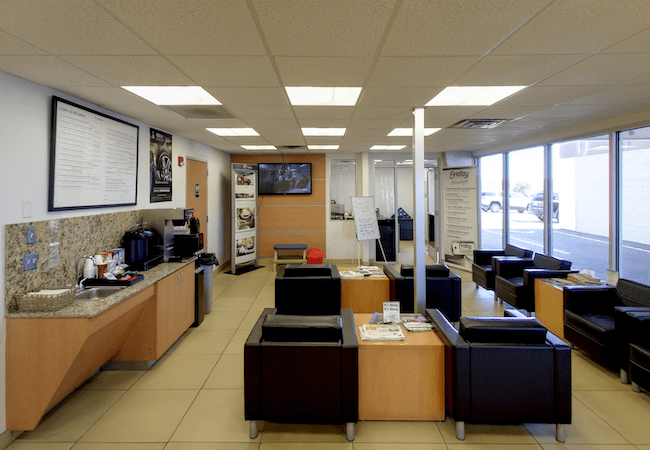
top-left (27, 227), bottom-right (36, 244)
top-left (23, 252), bottom-right (38, 271)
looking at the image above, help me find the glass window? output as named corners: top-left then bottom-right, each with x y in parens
top-left (620, 126), bottom-right (650, 284)
top-left (479, 154), bottom-right (503, 248)
top-left (330, 159), bottom-right (356, 220)
top-left (508, 147), bottom-right (544, 252)
top-left (551, 135), bottom-right (609, 278)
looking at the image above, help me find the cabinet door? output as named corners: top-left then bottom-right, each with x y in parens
top-left (178, 267), bottom-right (195, 333)
top-left (155, 270), bottom-right (180, 358)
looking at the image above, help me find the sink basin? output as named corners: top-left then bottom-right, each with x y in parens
top-left (75, 286), bottom-right (126, 301)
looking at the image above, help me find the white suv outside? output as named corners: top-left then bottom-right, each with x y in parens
top-left (481, 192), bottom-right (529, 213)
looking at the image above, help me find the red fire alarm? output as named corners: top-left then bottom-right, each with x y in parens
top-left (178, 156), bottom-right (185, 167)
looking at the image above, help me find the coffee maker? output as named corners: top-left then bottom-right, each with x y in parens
top-left (142, 208), bottom-right (197, 262)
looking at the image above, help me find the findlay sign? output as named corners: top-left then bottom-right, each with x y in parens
top-left (441, 166), bottom-right (478, 265)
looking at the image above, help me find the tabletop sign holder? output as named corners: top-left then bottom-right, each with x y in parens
top-left (351, 196), bottom-right (387, 266)
top-left (383, 301), bottom-right (401, 324)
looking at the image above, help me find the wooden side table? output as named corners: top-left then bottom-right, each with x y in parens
top-left (354, 313), bottom-right (445, 421)
top-left (534, 278), bottom-right (578, 339)
top-left (340, 268), bottom-right (389, 313)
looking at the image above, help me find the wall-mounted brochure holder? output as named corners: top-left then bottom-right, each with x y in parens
top-left (231, 163), bottom-right (258, 274)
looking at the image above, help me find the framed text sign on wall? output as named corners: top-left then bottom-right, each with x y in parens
top-left (48, 96), bottom-right (139, 211)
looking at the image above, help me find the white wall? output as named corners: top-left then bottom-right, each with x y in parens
top-left (0, 70), bottom-right (231, 433)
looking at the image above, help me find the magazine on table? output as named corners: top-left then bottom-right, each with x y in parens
top-left (358, 323), bottom-right (405, 341)
top-left (400, 314), bottom-right (435, 332)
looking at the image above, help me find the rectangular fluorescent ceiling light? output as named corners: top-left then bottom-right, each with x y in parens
top-left (286, 87), bottom-right (362, 106)
top-left (388, 128), bottom-right (441, 136)
top-left (371, 145), bottom-right (407, 150)
top-left (122, 86), bottom-right (221, 105)
top-left (425, 86), bottom-right (526, 106)
top-left (308, 145), bottom-right (339, 150)
top-left (241, 145), bottom-right (276, 150)
top-left (207, 128), bottom-right (259, 136)
top-left (301, 128), bottom-right (346, 136)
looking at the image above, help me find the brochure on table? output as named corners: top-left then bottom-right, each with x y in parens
top-left (231, 163), bottom-right (258, 273)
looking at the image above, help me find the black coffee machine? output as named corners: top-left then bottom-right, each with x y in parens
top-left (122, 225), bottom-right (161, 270)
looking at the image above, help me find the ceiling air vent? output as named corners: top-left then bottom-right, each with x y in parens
top-left (276, 145), bottom-right (309, 153)
top-left (164, 105), bottom-right (237, 119)
top-left (450, 119), bottom-right (510, 129)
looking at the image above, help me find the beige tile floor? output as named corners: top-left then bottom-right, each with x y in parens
top-left (9, 259), bottom-right (650, 450)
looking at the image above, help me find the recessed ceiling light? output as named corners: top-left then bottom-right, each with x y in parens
top-left (241, 145), bottom-right (276, 150)
top-left (301, 128), bottom-right (346, 136)
top-left (286, 87), bottom-right (362, 106)
top-left (387, 128), bottom-right (441, 137)
top-left (371, 145), bottom-right (407, 150)
top-left (122, 86), bottom-right (221, 105)
top-left (308, 145), bottom-right (339, 150)
top-left (425, 86), bottom-right (527, 106)
top-left (207, 128), bottom-right (259, 136)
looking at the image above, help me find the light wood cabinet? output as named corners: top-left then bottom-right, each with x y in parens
top-left (155, 266), bottom-right (195, 358)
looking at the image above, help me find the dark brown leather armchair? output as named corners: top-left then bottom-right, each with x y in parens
top-left (244, 308), bottom-right (358, 441)
top-left (275, 264), bottom-right (341, 315)
top-left (626, 311), bottom-right (650, 392)
top-left (427, 308), bottom-right (571, 442)
top-left (472, 244), bottom-right (533, 291)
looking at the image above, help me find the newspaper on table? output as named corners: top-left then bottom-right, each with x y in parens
top-left (400, 314), bottom-right (435, 332)
top-left (358, 323), bottom-right (405, 341)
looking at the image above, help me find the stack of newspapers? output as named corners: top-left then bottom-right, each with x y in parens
top-left (358, 323), bottom-right (405, 341)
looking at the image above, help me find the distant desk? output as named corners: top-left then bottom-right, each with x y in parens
top-left (354, 313), bottom-right (445, 421)
top-left (340, 268), bottom-right (389, 313)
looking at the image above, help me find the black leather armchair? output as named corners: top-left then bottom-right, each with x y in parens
top-left (472, 244), bottom-right (533, 291)
top-left (384, 264), bottom-right (461, 321)
top-left (627, 311), bottom-right (650, 392)
top-left (563, 278), bottom-right (650, 377)
top-left (275, 264), bottom-right (341, 315)
top-left (244, 308), bottom-right (358, 441)
top-left (427, 308), bottom-right (571, 442)
top-left (494, 253), bottom-right (572, 313)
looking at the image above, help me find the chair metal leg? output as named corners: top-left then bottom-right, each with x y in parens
top-left (456, 421), bottom-right (465, 440)
top-left (249, 420), bottom-right (258, 439)
top-left (632, 381), bottom-right (641, 392)
top-left (621, 368), bottom-right (629, 384)
top-left (346, 422), bottom-right (354, 442)
top-left (494, 292), bottom-right (499, 302)
top-left (555, 424), bottom-right (566, 443)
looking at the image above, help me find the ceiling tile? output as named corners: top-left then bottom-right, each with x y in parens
top-left (382, 0), bottom-right (547, 56)
top-left (367, 56), bottom-right (479, 87)
top-left (0, 0), bottom-right (155, 55)
top-left (424, 106), bottom-right (484, 120)
top-left (353, 106), bottom-right (412, 121)
top-left (293, 106), bottom-right (354, 121)
top-left (97, 0), bottom-right (266, 55)
top-left (0, 55), bottom-right (112, 87)
top-left (358, 88), bottom-right (442, 107)
top-left (0, 31), bottom-right (47, 55)
top-left (492, 0), bottom-right (650, 55)
top-left (296, 119), bottom-right (350, 128)
top-left (204, 87), bottom-right (288, 106)
top-left (540, 54), bottom-right (650, 86)
top-left (345, 128), bottom-right (393, 138)
top-left (168, 56), bottom-right (280, 87)
top-left (61, 55), bottom-right (194, 85)
top-left (563, 85), bottom-right (650, 106)
top-left (244, 119), bottom-right (301, 131)
top-left (604, 28), bottom-right (650, 53)
top-left (469, 105), bottom-right (549, 120)
top-left (275, 57), bottom-right (373, 86)
top-left (453, 55), bottom-right (587, 86)
top-left (188, 118), bottom-right (250, 128)
top-left (497, 85), bottom-right (607, 106)
top-left (52, 86), bottom-right (155, 107)
top-left (227, 105), bottom-right (294, 119)
top-left (348, 118), bottom-right (405, 129)
top-left (265, 136), bottom-right (306, 146)
top-left (253, 0), bottom-right (396, 56)
top-left (525, 105), bottom-right (613, 119)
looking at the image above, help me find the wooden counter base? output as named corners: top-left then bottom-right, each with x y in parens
top-left (355, 313), bottom-right (445, 421)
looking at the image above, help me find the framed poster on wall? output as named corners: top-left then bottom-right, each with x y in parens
top-left (231, 163), bottom-right (258, 273)
top-left (150, 128), bottom-right (173, 202)
top-left (48, 96), bottom-right (139, 211)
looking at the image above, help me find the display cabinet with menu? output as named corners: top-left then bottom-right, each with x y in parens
top-left (231, 163), bottom-right (258, 274)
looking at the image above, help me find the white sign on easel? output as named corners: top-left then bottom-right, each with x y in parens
top-left (351, 197), bottom-right (380, 241)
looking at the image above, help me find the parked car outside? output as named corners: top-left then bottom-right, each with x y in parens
top-left (527, 192), bottom-right (559, 222)
top-left (481, 192), bottom-right (530, 213)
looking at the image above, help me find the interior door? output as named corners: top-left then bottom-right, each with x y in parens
top-left (186, 159), bottom-right (208, 250)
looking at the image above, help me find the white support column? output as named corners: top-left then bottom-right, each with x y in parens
top-left (413, 107), bottom-right (426, 313)
top-left (361, 151), bottom-right (371, 265)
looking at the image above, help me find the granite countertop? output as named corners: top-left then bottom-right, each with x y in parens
top-left (6, 259), bottom-right (196, 319)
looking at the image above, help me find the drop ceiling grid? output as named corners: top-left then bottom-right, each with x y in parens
top-left (0, 55), bottom-right (112, 87)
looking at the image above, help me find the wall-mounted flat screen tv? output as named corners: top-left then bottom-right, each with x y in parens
top-left (258, 163), bottom-right (312, 195)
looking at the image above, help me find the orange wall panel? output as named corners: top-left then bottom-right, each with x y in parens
top-left (256, 179), bottom-right (326, 205)
top-left (258, 205), bottom-right (325, 231)
top-left (258, 231), bottom-right (326, 258)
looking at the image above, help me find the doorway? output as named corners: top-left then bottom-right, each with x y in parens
top-left (186, 159), bottom-right (208, 250)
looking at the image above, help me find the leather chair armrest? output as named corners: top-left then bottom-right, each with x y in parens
top-left (383, 263), bottom-right (403, 280)
top-left (340, 308), bottom-right (359, 422)
top-left (614, 307), bottom-right (650, 369)
top-left (331, 264), bottom-right (341, 281)
top-left (547, 332), bottom-right (572, 423)
top-left (563, 285), bottom-right (617, 314)
top-left (493, 256), bottom-right (534, 278)
top-left (473, 249), bottom-right (505, 266)
top-left (244, 308), bottom-right (276, 419)
top-left (384, 264), bottom-right (406, 301)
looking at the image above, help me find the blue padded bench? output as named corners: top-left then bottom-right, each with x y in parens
top-left (273, 244), bottom-right (307, 271)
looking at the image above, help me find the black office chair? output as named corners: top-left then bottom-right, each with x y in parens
top-left (472, 244), bottom-right (533, 291)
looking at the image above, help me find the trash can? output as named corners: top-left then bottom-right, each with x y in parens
top-left (307, 248), bottom-right (324, 264)
top-left (198, 253), bottom-right (219, 314)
